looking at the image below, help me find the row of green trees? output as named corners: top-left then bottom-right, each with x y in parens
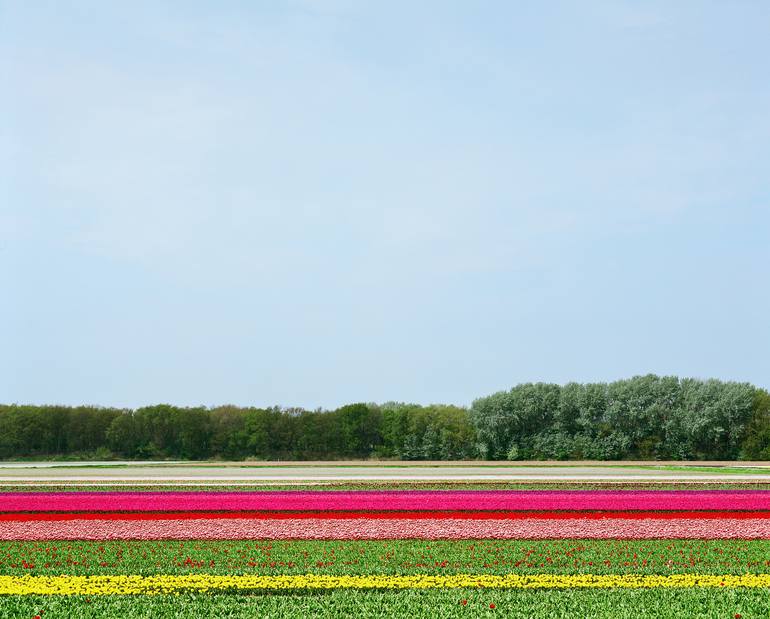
top-left (472, 376), bottom-right (770, 460)
top-left (1, 376), bottom-right (768, 460)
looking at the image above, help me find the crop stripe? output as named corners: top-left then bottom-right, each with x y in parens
top-left (2, 573), bottom-right (770, 595)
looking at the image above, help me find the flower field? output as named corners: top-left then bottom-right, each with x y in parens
top-left (4, 489), bottom-right (770, 511)
top-left (2, 484), bottom-right (770, 617)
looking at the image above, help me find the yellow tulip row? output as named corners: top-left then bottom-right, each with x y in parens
top-left (2, 573), bottom-right (770, 595)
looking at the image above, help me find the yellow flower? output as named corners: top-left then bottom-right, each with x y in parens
top-left (1, 574), bottom-right (769, 595)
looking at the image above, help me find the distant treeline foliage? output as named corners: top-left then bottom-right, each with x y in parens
top-left (1, 376), bottom-right (769, 461)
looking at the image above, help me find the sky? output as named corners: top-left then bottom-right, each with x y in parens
top-left (1, 1), bottom-right (769, 410)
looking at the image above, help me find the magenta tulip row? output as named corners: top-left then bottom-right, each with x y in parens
top-left (2, 517), bottom-right (769, 540)
top-left (2, 491), bottom-right (769, 512)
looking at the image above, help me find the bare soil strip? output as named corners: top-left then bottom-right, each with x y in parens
top-left (0, 462), bottom-right (768, 482)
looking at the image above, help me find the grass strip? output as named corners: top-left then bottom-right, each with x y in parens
top-left (2, 539), bottom-right (770, 576)
top-left (0, 588), bottom-right (765, 619)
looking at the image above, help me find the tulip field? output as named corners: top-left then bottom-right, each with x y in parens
top-left (2, 479), bottom-right (770, 617)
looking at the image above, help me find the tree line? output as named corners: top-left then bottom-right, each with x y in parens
top-left (1, 375), bottom-right (768, 461)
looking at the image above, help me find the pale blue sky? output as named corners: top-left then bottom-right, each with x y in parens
top-left (2, 1), bottom-right (769, 409)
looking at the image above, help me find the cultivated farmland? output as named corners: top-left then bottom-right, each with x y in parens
top-left (1, 464), bottom-right (769, 617)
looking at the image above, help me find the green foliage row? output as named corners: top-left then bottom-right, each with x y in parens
top-left (2, 589), bottom-right (765, 619)
top-left (2, 539), bottom-right (769, 576)
top-left (1, 375), bottom-right (768, 460)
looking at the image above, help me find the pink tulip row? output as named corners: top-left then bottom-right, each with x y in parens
top-left (2, 491), bottom-right (769, 512)
top-left (2, 517), bottom-right (769, 540)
